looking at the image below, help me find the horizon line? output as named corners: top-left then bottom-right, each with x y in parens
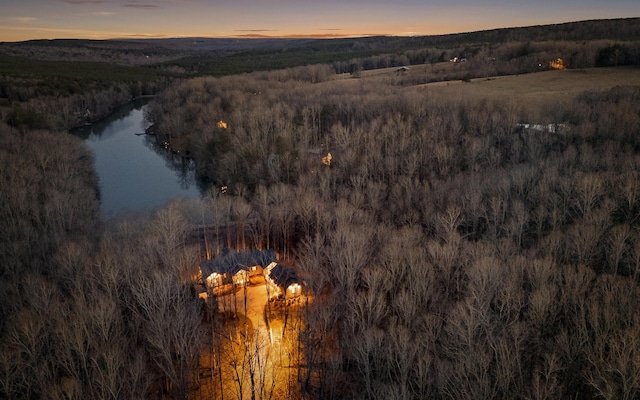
top-left (1, 17), bottom-right (637, 44)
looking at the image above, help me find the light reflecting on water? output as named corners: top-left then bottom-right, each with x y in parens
top-left (72, 99), bottom-right (203, 218)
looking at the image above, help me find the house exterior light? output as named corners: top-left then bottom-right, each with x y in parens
top-left (206, 272), bottom-right (223, 288)
top-left (322, 152), bottom-right (332, 166)
top-left (288, 283), bottom-right (301, 295)
top-left (549, 58), bottom-right (565, 70)
top-left (233, 270), bottom-right (248, 286)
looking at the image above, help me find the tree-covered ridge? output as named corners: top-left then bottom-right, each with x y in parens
top-left (0, 54), bottom-right (171, 130)
top-left (4, 18), bottom-right (639, 63)
top-left (159, 18), bottom-right (640, 76)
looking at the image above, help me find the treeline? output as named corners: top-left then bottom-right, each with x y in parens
top-left (0, 38), bottom-right (184, 65)
top-left (341, 39), bottom-right (640, 82)
top-left (4, 83), bottom-right (140, 131)
top-left (420, 17), bottom-right (640, 45)
top-left (147, 66), bottom-right (640, 398)
top-left (0, 52), bottom-right (172, 131)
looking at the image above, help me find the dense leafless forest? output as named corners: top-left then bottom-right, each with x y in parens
top-left (145, 69), bottom-right (640, 399)
top-left (2, 20), bottom-right (640, 399)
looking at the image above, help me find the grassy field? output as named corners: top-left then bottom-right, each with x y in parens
top-left (422, 67), bottom-right (640, 103)
top-left (331, 65), bottom-right (640, 111)
top-left (419, 67), bottom-right (640, 116)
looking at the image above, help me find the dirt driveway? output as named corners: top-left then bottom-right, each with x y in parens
top-left (218, 282), bottom-right (269, 335)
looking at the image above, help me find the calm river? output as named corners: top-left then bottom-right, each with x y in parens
top-left (72, 99), bottom-right (204, 218)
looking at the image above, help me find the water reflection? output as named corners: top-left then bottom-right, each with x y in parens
top-left (72, 99), bottom-right (205, 218)
top-left (140, 133), bottom-right (206, 191)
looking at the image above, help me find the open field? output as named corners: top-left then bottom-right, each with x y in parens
top-left (419, 66), bottom-right (640, 108)
top-left (343, 64), bottom-right (640, 95)
top-left (330, 65), bottom-right (640, 118)
top-left (418, 67), bottom-right (640, 119)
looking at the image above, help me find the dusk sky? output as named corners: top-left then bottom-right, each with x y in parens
top-left (1, 0), bottom-right (639, 42)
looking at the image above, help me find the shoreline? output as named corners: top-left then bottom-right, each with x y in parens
top-left (68, 95), bottom-right (155, 132)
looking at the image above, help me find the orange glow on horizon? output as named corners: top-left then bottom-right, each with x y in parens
top-left (2, 0), bottom-right (638, 43)
top-left (0, 20), bottom-right (514, 42)
top-left (0, 30), bottom-right (427, 42)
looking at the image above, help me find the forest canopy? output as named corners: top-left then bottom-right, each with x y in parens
top-left (145, 64), bottom-right (640, 398)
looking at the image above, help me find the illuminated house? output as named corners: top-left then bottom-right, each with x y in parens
top-left (264, 263), bottom-right (303, 299)
top-left (200, 249), bottom-right (277, 292)
top-left (549, 58), bottom-right (565, 70)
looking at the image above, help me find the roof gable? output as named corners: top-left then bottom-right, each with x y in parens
top-left (200, 248), bottom-right (277, 277)
top-left (269, 264), bottom-right (299, 289)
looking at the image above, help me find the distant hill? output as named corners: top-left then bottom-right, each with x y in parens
top-left (409, 17), bottom-right (640, 46)
top-left (127, 17), bottom-right (640, 50)
top-left (1, 18), bottom-right (638, 65)
top-left (0, 17), bottom-right (638, 100)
